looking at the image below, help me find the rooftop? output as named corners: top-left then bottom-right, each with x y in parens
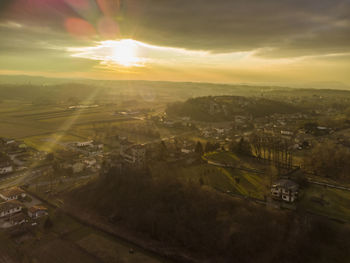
top-left (28, 205), bottom-right (47, 213)
top-left (0, 187), bottom-right (25, 198)
top-left (272, 179), bottom-right (299, 191)
top-left (0, 200), bottom-right (22, 213)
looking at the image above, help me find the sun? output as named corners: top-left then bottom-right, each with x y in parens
top-left (111, 39), bottom-right (141, 67)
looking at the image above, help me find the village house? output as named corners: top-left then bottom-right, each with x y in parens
top-left (76, 140), bottom-right (94, 147)
top-left (0, 187), bottom-right (26, 201)
top-left (83, 158), bottom-right (97, 168)
top-left (181, 148), bottom-right (192, 154)
top-left (121, 144), bottom-right (146, 167)
top-left (72, 162), bottom-right (85, 173)
top-left (0, 165), bottom-right (13, 175)
top-left (28, 205), bottom-right (48, 219)
top-left (280, 130), bottom-right (294, 136)
top-left (201, 129), bottom-right (212, 138)
top-left (0, 200), bottom-right (22, 217)
top-left (271, 179), bottom-right (299, 203)
top-left (9, 212), bottom-right (28, 226)
top-left (119, 138), bottom-right (134, 153)
top-left (0, 138), bottom-right (15, 145)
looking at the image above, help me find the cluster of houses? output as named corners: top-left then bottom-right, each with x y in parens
top-left (57, 151), bottom-right (102, 174)
top-left (0, 137), bottom-right (40, 175)
top-left (118, 138), bottom-right (146, 168)
top-left (0, 187), bottom-right (48, 227)
top-left (105, 135), bottom-right (205, 171)
top-left (55, 140), bottom-right (104, 174)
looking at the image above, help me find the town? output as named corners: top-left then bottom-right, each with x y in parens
top-left (1, 89), bottom-right (350, 226)
top-left (0, 85), bottom-right (350, 262)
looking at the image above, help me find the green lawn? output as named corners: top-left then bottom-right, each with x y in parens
top-left (199, 151), bottom-right (271, 199)
top-left (204, 151), bottom-right (239, 164)
top-left (153, 160), bottom-right (270, 200)
top-left (299, 184), bottom-right (350, 222)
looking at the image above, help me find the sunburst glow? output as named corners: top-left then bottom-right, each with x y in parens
top-left (68, 39), bottom-right (146, 68)
top-left (110, 39), bottom-right (141, 67)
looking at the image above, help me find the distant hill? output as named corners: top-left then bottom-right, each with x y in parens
top-left (1, 75), bottom-right (350, 105)
top-left (166, 96), bottom-right (303, 121)
top-left (300, 81), bottom-right (350, 90)
top-left (0, 75), bottom-right (294, 103)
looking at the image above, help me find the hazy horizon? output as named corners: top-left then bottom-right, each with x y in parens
top-left (1, 73), bottom-right (350, 92)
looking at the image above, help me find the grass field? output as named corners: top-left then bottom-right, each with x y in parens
top-left (0, 101), bottom-right (118, 137)
top-left (151, 151), bottom-right (272, 200)
top-left (0, 100), bottom-right (153, 152)
top-left (0, 99), bottom-right (193, 152)
top-left (177, 164), bottom-right (270, 199)
top-left (203, 152), bottom-right (272, 198)
top-left (204, 151), bottom-right (240, 164)
top-left (299, 184), bottom-right (350, 222)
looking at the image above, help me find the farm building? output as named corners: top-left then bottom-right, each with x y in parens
top-left (0, 187), bottom-right (26, 201)
top-left (76, 140), bottom-right (94, 147)
top-left (0, 200), bottom-right (22, 217)
top-left (83, 158), bottom-right (97, 167)
top-left (121, 144), bottom-right (146, 167)
top-left (271, 179), bottom-right (299, 203)
top-left (72, 162), bottom-right (85, 173)
top-left (0, 165), bottom-right (13, 175)
top-left (10, 212), bottom-right (28, 226)
top-left (28, 205), bottom-right (48, 219)
top-left (0, 138), bottom-right (15, 145)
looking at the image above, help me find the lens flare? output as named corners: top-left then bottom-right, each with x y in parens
top-left (65, 17), bottom-right (96, 38)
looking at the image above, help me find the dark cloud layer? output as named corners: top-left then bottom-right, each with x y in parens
top-left (124, 0), bottom-right (350, 57)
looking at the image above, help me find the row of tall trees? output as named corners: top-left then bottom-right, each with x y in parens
top-left (250, 133), bottom-right (293, 170)
top-left (229, 138), bottom-right (252, 156)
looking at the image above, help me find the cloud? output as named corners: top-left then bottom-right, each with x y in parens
top-left (0, 21), bottom-right (22, 28)
top-left (123, 0), bottom-right (350, 58)
top-left (0, 0), bottom-right (349, 85)
top-left (0, 20), bottom-right (97, 72)
top-left (1, 0), bottom-right (349, 59)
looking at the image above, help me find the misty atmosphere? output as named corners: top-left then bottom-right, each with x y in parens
top-left (0, 1), bottom-right (350, 263)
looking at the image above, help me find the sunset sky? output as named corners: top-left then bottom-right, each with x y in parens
top-left (0, 0), bottom-right (349, 85)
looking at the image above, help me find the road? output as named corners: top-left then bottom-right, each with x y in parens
top-left (0, 165), bottom-right (97, 190)
top-left (0, 168), bottom-right (45, 189)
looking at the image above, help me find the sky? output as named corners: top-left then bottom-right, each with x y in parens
top-left (0, 0), bottom-right (349, 85)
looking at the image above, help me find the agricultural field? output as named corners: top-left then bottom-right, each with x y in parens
top-left (23, 133), bottom-right (86, 152)
top-left (0, 99), bottom-right (163, 151)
